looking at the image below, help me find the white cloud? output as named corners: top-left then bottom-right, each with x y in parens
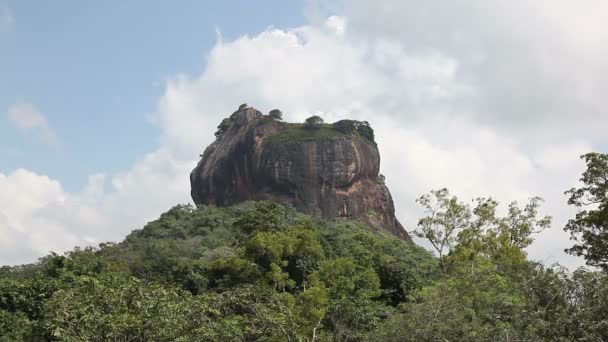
top-left (3, 2), bottom-right (607, 270)
top-left (7, 103), bottom-right (58, 146)
top-left (317, 0), bottom-right (608, 138)
top-left (0, 149), bottom-right (192, 266)
top-left (0, 6), bottom-right (14, 32)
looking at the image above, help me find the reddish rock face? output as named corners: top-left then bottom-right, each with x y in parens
top-left (190, 106), bottom-right (410, 240)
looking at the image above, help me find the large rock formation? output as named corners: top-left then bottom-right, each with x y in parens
top-left (190, 106), bottom-right (410, 240)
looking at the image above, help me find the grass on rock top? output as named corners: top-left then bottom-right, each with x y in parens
top-left (265, 123), bottom-right (346, 146)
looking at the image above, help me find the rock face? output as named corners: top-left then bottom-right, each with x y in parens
top-left (190, 106), bottom-right (410, 240)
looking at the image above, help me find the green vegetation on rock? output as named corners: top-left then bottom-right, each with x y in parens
top-left (214, 117), bottom-right (232, 139)
top-left (265, 123), bottom-right (345, 147)
top-left (333, 119), bottom-right (375, 143)
top-left (304, 115), bottom-right (324, 129)
top-left (268, 109), bottom-right (283, 121)
top-left (264, 119), bottom-right (377, 149)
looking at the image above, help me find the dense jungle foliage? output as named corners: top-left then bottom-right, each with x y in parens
top-left (1, 152), bottom-right (608, 341)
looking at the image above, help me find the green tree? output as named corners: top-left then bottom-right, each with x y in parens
top-left (415, 188), bottom-right (471, 271)
top-left (333, 119), bottom-right (357, 134)
top-left (215, 117), bottom-right (232, 139)
top-left (269, 109), bottom-right (283, 121)
top-left (0, 310), bottom-right (30, 341)
top-left (355, 121), bottom-right (375, 143)
top-left (207, 257), bottom-right (260, 289)
top-left (561, 269), bottom-right (608, 339)
top-left (564, 152), bottom-right (608, 269)
top-left (373, 192), bottom-right (552, 341)
top-left (42, 273), bottom-right (242, 341)
top-left (304, 115), bottom-right (324, 129)
top-left (312, 258), bottom-right (383, 341)
top-left (452, 196), bottom-right (551, 268)
top-left (233, 201), bottom-right (289, 236)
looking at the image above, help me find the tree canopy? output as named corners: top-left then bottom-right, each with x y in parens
top-left (564, 152), bottom-right (608, 269)
top-left (1, 181), bottom-right (608, 340)
top-left (269, 109), bottom-right (283, 121)
top-left (304, 115), bottom-right (324, 129)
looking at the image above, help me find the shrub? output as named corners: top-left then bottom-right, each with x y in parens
top-left (304, 115), bottom-right (324, 129)
top-left (356, 121), bottom-right (375, 143)
top-left (333, 119), bottom-right (357, 134)
top-left (269, 109), bottom-right (283, 121)
top-left (215, 118), bottom-right (232, 139)
top-left (332, 119), bottom-right (376, 144)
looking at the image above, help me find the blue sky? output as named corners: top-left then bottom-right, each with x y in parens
top-left (0, 0), bottom-right (305, 191)
top-left (1, 1), bottom-right (607, 268)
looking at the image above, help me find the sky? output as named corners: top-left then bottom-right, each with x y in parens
top-left (1, 0), bottom-right (607, 269)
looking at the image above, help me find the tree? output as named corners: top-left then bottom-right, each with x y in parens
top-left (304, 115), bottom-right (324, 129)
top-left (356, 121), bottom-right (375, 143)
top-left (333, 120), bottom-right (357, 134)
top-left (449, 196), bottom-right (550, 268)
top-left (312, 258), bottom-right (382, 340)
top-left (269, 109), bottom-right (283, 121)
top-left (0, 310), bottom-right (29, 341)
top-left (332, 119), bottom-right (376, 144)
top-left (41, 274), bottom-right (242, 341)
top-left (499, 197), bottom-right (551, 249)
top-left (564, 152), bottom-right (608, 269)
top-left (215, 117), bottom-right (232, 139)
top-left (415, 189), bottom-right (550, 272)
top-left (414, 188), bottom-right (471, 272)
top-left (233, 201), bottom-right (288, 235)
top-left (559, 270), bottom-right (608, 340)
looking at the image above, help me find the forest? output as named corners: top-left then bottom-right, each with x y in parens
top-left (1, 152), bottom-right (607, 341)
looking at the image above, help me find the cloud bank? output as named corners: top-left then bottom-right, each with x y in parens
top-left (3, 1), bottom-right (607, 269)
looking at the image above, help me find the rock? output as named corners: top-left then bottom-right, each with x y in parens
top-left (190, 106), bottom-right (410, 240)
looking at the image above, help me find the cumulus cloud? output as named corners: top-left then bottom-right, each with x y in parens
top-left (3, 2), bottom-right (606, 269)
top-left (0, 150), bottom-right (192, 266)
top-left (7, 103), bottom-right (58, 146)
top-left (317, 0), bottom-right (608, 138)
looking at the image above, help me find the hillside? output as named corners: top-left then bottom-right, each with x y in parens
top-left (1, 197), bottom-right (608, 341)
top-left (0, 201), bottom-right (433, 341)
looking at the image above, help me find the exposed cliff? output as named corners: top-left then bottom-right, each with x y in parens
top-left (190, 106), bottom-right (410, 240)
